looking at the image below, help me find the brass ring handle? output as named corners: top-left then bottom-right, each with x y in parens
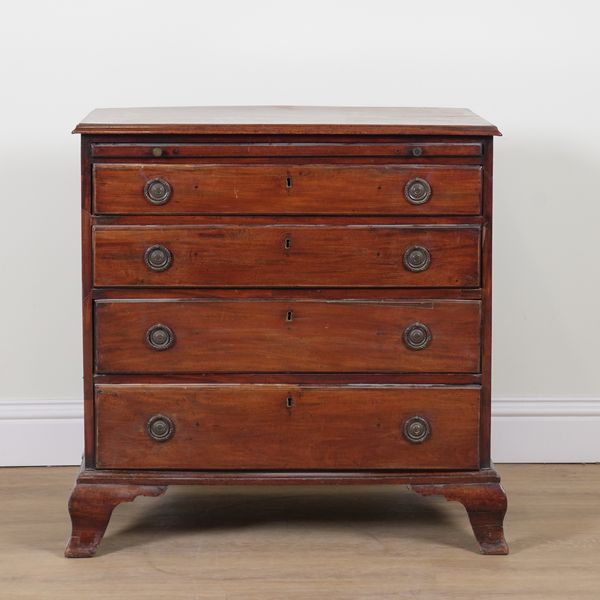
top-left (144, 244), bottom-right (172, 272)
top-left (146, 323), bottom-right (175, 351)
top-left (144, 177), bottom-right (172, 205)
top-left (403, 322), bottom-right (431, 351)
top-left (403, 416), bottom-right (431, 443)
top-left (403, 245), bottom-right (431, 272)
top-left (147, 414), bottom-right (175, 442)
top-left (404, 177), bottom-right (432, 205)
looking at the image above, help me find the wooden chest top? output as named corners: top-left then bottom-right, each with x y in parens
top-left (74, 105), bottom-right (501, 136)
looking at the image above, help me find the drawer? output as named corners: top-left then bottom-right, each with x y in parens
top-left (93, 164), bottom-right (482, 215)
top-left (95, 384), bottom-right (481, 470)
top-left (93, 225), bottom-right (481, 288)
top-left (91, 142), bottom-right (483, 159)
top-left (95, 299), bottom-right (481, 374)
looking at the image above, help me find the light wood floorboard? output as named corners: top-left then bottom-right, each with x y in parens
top-left (0, 465), bottom-right (598, 599)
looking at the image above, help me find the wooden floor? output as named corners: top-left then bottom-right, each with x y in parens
top-left (1, 465), bottom-right (598, 599)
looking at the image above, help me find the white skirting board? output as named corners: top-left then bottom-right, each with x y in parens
top-left (0, 397), bottom-right (599, 466)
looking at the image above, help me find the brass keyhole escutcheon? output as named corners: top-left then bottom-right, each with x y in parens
top-left (284, 237), bottom-right (292, 250)
top-left (285, 175), bottom-right (293, 189)
top-left (286, 310), bottom-right (294, 322)
top-left (286, 396), bottom-right (294, 409)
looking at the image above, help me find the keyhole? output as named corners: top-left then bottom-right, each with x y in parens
top-left (285, 176), bottom-right (293, 189)
top-left (286, 396), bottom-right (294, 409)
top-left (286, 310), bottom-right (294, 322)
top-left (284, 237), bottom-right (292, 250)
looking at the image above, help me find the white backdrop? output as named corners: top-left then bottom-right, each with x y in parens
top-left (1, 0), bottom-right (599, 464)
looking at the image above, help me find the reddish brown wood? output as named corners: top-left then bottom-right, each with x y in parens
top-left (80, 137), bottom-right (95, 466)
top-left (411, 482), bottom-right (508, 555)
top-left (93, 164), bottom-right (482, 215)
top-left (65, 483), bottom-right (167, 558)
top-left (75, 106), bottom-right (502, 136)
top-left (94, 214), bottom-right (485, 226)
top-left (69, 106), bottom-right (504, 557)
top-left (91, 141), bottom-right (483, 159)
top-left (480, 137), bottom-right (494, 467)
top-left (93, 225), bottom-right (480, 288)
top-left (95, 384), bottom-right (480, 470)
top-left (78, 465), bottom-right (501, 486)
top-left (94, 299), bottom-right (481, 374)
top-left (91, 287), bottom-right (483, 301)
top-left (94, 372), bottom-right (482, 385)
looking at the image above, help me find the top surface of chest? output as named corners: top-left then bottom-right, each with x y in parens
top-left (75, 105), bottom-right (501, 136)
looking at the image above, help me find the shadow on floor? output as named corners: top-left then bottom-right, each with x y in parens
top-left (97, 485), bottom-right (477, 556)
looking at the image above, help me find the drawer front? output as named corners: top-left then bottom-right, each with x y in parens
top-left (91, 142), bottom-right (483, 159)
top-left (95, 299), bottom-right (481, 374)
top-left (95, 384), bottom-right (481, 470)
top-left (93, 225), bottom-right (481, 288)
top-left (93, 164), bottom-right (482, 215)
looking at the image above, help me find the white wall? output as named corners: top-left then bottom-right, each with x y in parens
top-left (1, 0), bottom-right (599, 465)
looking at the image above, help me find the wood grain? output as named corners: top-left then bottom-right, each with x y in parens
top-left (72, 108), bottom-right (502, 558)
top-left (94, 384), bottom-right (480, 470)
top-left (65, 483), bottom-right (166, 558)
top-left (93, 225), bottom-right (481, 288)
top-left (93, 164), bottom-right (482, 215)
top-left (94, 299), bottom-right (482, 374)
top-left (4, 465), bottom-right (600, 597)
top-left (412, 482), bottom-right (508, 555)
top-left (74, 106), bottom-right (501, 135)
top-left (91, 141), bottom-right (483, 158)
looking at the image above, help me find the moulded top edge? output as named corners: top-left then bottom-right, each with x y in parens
top-left (73, 106), bottom-right (502, 136)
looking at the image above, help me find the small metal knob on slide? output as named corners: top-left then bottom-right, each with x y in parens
top-left (403, 416), bottom-right (431, 443)
top-left (403, 322), bottom-right (431, 351)
top-left (403, 245), bottom-right (431, 272)
top-left (144, 177), bottom-right (172, 205)
top-left (145, 324), bottom-right (175, 351)
top-left (404, 177), bottom-right (432, 205)
top-left (147, 414), bottom-right (175, 442)
top-left (144, 245), bottom-right (172, 272)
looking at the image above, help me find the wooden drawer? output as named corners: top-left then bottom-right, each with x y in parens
top-left (95, 299), bottom-right (481, 374)
top-left (93, 164), bottom-right (482, 215)
top-left (91, 142), bottom-right (483, 159)
top-left (93, 225), bottom-right (481, 288)
top-left (95, 384), bottom-right (481, 470)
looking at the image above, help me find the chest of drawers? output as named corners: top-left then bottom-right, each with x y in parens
top-left (65, 106), bottom-right (507, 557)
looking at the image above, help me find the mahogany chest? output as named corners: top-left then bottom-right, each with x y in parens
top-left (66, 106), bottom-right (507, 557)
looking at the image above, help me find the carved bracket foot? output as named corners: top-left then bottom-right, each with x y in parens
top-left (65, 483), bottom-right (167, 558)
top-left (411, 482), bottom-right (508, 555)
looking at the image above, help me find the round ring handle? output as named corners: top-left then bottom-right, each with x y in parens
top-left (146, 323), bottom-right (175, 351)
top-left (144, 177), bottom-right (172, 205)
top-left (403, 245), bottom-right (431, 272)
top-left (144, 244), bottom-right (173, 272)
top-left (404, 177), bottom-right (432, 205)
top-left (147, 414), bottom-right (175, 442)
top-left (403, 416), bottom-right (431, 443)
top-left (403, 322), bottom-right (431, 351)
